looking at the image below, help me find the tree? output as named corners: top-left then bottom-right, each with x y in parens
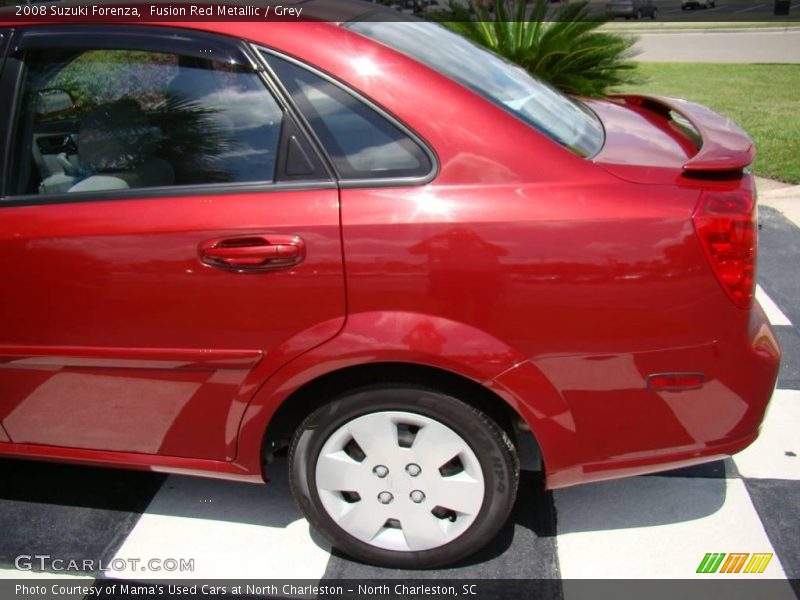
top-left (439, 0), bottom-right (643, 97)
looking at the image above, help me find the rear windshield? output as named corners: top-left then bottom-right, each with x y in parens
top-left (348, 21), bottom-right (605, 157)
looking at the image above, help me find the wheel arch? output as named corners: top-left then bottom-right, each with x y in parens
top-left (231, 310), bottom-right (561, 480)
top-left (259, 361), bottom-right (541, 472)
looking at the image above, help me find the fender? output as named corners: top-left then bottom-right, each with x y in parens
top-left (490, 360), bottom-right (579, 488)
top-left (231, 311), bottom-right (574, 477)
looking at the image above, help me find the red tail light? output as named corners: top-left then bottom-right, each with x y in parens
top-left (693, 189), bottom-right (757, 309)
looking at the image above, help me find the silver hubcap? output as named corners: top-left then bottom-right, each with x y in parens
top-left (314, 411), bottom-right (485, 552)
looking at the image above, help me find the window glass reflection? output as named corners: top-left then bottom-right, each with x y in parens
top-left (12, 49), bottom-right (284, 196)
top-left (349, 21), bottom-right (604, 157)
top-left (265, 53), bottom-right (432, 180)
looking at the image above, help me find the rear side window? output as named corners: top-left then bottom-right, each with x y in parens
top-left (262, 52), bottom-right (432, 181)
top-left (10, 48), bottom-right (285, 196)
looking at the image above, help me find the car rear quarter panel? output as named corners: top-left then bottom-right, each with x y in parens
top-left (208, 23), bottom-right (777, 484)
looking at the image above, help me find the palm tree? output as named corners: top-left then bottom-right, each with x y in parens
top-left (440, 0), bottom-right (643, 97)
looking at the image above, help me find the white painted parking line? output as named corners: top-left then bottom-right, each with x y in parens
top-left (555, 477), bottom-right (788, 579)
top-left (734, 389), bottom-right (800, 481)
top-left (105, 473), bottom-right (331, 580)
top-left (756, 285), bottom-right (792, 326)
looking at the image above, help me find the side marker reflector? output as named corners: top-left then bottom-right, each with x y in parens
top-left (647, 373), bottom-right (704, 391)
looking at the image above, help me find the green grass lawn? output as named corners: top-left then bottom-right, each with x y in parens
top-left (621, 63), bottom-right (800, 184)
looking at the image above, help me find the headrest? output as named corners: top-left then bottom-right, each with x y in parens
top-left (78, 99), bottom-right (159, 172)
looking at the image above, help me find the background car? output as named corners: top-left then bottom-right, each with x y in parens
top-left (389, 0), bottom-right (416, 12)
top-left (607, 0), bottom-right (658, 18)
top-left (682, 0), bottom-right (716, 8)
top-left (0, 4), bottom-right (779, 569)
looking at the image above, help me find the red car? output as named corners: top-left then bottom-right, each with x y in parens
top-left (0, 7), bottom-right (781, 568)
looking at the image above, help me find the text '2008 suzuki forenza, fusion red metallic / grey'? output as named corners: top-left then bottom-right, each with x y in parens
top-left (0, 2), bottom-right (781, 568)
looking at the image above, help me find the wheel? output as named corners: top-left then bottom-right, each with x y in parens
top-left (651, 6), bottom-right (657, 17)
top-left (288, 386), bottom-right (520, 568)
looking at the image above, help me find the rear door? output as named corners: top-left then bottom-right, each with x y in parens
top-left (0, 27), bottom-right (344, 460)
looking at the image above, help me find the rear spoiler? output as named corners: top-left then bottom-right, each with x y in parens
top-left (609, 93), bottom-right (755, 173)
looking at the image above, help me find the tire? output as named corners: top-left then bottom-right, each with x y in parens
top-left (288, 386), bottom-right (520, 568)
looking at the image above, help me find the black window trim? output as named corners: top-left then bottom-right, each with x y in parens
top-left (241, 44), bottom-right (339, 184)
top-left (0, 180), bottom-right (338, 209)
top-left (253, 44), bottom-right (439, 189)
top-left (0, 27), bottom-right (10, 72)
top-left (15, 25), bottom-right (253, 68)
top-left (0, 25), bottom-right (336, 208)
top-left (0, 28), bottom-right (19, 200)
top-left (0, 28), bottom-right (9, 190)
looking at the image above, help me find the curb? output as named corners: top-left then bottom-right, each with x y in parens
top-left (756, 178), bottom-right (800, 230)
top-left (760, 186), bottom-right (800, 200)
top-left (617, 27), bottom-right (800, 34)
